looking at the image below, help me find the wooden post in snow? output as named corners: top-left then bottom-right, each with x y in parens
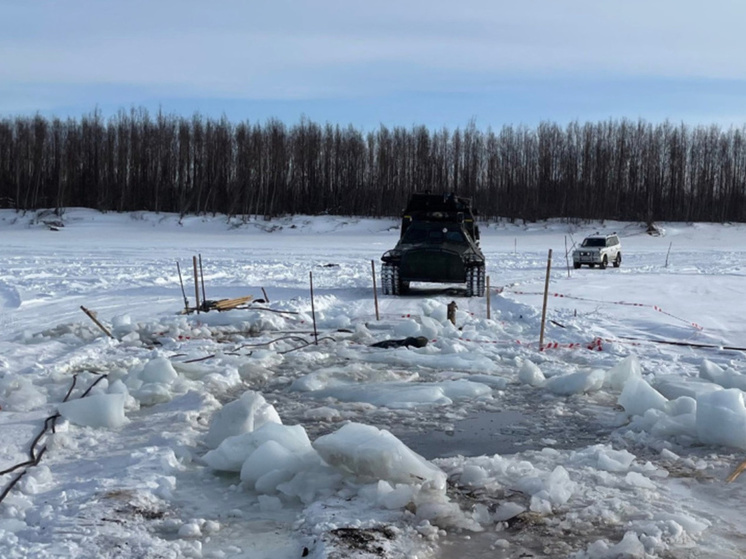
top-left (80, 306), bottom-right (114, 339)
top-left (192, 256), bottom-right (201, 314)
top-left (176, 261), bottom-right (189, 313)
top-left (486, 276), bottom-right (491, 320)
top-left (447, 301), bottom-right (457, 326)
top-left (539, 249), bottom-right (553, 351)
top-left (199, 253), bottom-right (207, 304)
top-left (309, 271), bottom-right (318, 344)
top-left (371, 260), bottom-right (380, 321)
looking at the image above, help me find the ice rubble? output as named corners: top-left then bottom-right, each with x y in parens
top-left (44, 351), bottom-right (746, 511)
top-left (57, 393), bottom-right (128, 429)
top-left (202, 390), bottom-right (475, 527)
top-left (517, 359), bottom-right (545, 386)
top-left (545, 369), bottom-right (605, 395)
top-left (190, 357), bottom-right (732, 551)
top-left (124, 355), bottom-right (186, 406)
top-left (619, 377), bottom-right (668, 416)
top-left (512, 355), bottom-right (746, 452)
top-left (204, 390), bottom-right (282, 449)
top-left (9, 311), bottom-right (746, 556)
top-left (294, 378), bottom-right (492, 409)
top-left (0, 376), bottom-right (46, 412)
top-left (313, 422), bottom-right (447, 488)
top-left (696, 389), bottom-right (746, 449)
top-left (604, 357), bottom-right (746, 451)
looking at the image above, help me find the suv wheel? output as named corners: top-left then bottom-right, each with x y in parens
top-left (613, 253), bottom-right (621, 268)
top-left (600, 255), bottom-right (608, 270)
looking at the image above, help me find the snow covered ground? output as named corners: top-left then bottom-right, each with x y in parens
top-left (2, 208), bottom-right (746, 558)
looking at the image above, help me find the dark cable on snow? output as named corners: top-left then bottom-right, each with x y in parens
top-left (279, 336), bottom-right (336, 354)
top-left (174, 335), bottom-right (340, 362)
top-left (0, 373), bottom-right (109, 506)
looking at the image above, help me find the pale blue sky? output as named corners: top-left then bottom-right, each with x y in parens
top-left (2, 0), bottom-right (745, 130)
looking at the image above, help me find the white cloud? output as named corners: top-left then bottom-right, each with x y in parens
top-left (2, 0), bottom-right (746, 96)
top-left (1, 0), bottom-right (746, 125)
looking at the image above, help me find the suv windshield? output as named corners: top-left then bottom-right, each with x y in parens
top-left (581, 238), bottom-right (606, 247)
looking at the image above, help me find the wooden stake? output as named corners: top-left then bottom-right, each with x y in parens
top-left (199, 253), bottom-right (207, 304)
top-left (565, 236), bottom-right (570, 278)
top-left (176, 261), bottom-right (189, 313)
top-left (486, 275), bottom-right (491, 320)
top-left (727, 459), bottom-right (746, 483)
top-left (192, 256), bottom-right (201, 314)
top-left (309, 271), bottom-right (318, 344)
top-left (447, 301), bottom-right (457, 326)
top-left (539, 249), bottom-right (553, 351)
top-left (665, 242), bottom-right (672, 268)
top-left (80, 306), bottom-right (114, 339)
top-left (371, 260), bottom-right (380, 321)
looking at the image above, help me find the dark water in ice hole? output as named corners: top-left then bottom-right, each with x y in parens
top-left (391, 408), bottom-right (622, 558)
top-left (393, 410), bottom-right (538, 559)
top-left (393, 410), bottom-right (528, 459)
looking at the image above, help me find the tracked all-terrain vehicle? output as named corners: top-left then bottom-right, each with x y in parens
top-left (380, 193), bottom-right (486, 296)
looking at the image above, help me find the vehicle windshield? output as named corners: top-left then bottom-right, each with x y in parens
top-left (401, 223), bottom-right (467, 245)
top-left (581, 237), bottom-right (606, 247)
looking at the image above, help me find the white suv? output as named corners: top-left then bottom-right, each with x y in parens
top-left (573, 233), bottom-right (621, 269)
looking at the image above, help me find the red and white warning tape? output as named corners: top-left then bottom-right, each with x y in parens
top-left (541, 338), bottom-right (604, 351)
top-left (502, 289), bottom-right (704, 330)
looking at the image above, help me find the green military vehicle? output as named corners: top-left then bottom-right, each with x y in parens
top-left (380, 193), bottom-right (486, 296)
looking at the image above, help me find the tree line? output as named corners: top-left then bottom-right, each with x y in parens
top-left (1, 109), bottom-right (745, 223)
